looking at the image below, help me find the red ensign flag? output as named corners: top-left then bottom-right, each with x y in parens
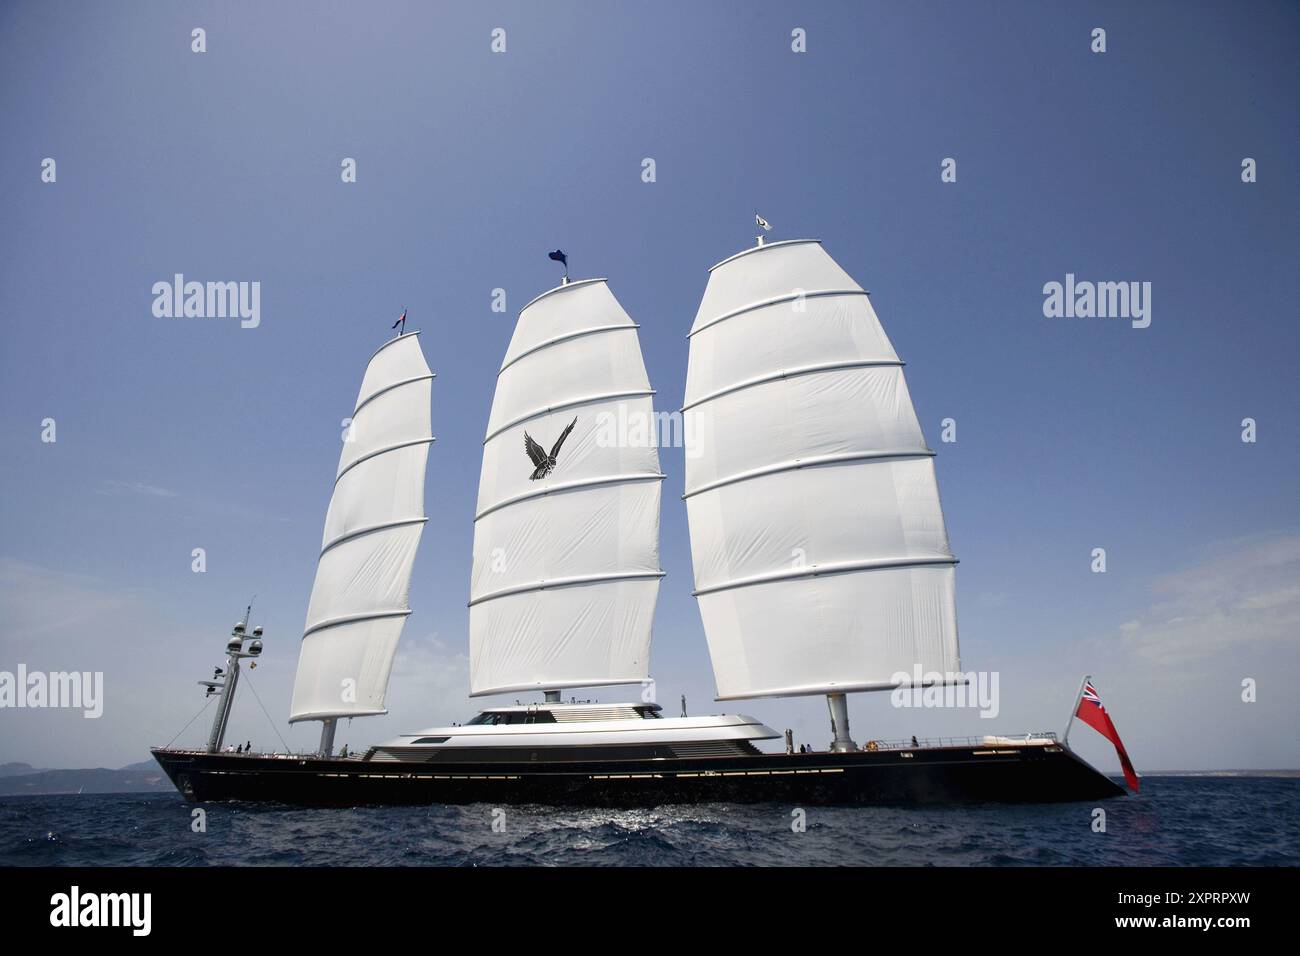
top-left (1076, 681), bottom-right (1140, 791)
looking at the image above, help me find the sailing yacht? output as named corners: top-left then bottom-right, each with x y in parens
top-left (152, 240), bottom-right (1129, 806)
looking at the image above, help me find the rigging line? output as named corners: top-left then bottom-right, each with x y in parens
top-left (164, 696), bottom-right (214, 749)
top-left (239, 669), bottom-right (292, 755)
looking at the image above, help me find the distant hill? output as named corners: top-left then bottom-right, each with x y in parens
top-left (0, 758), bottom-right (172, 796)
top-left (1148, 769), bottom-right (1300, 778)
top-left (0, 762), bottom-right (45, 777)
top-left (119, 760), bottom-right (161, 773)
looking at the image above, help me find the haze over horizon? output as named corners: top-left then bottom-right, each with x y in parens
top-left (2, 1), bottom-right (1297, 778)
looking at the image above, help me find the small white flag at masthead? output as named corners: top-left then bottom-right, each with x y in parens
top-left (755, 212), bottom-right (772, 232)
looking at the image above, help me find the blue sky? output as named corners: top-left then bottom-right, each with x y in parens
top-left (1, 0), bottom-right (1297, 773)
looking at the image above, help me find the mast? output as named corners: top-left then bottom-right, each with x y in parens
top-left (682, 239), bottom-right (960, 745)
top-left (468, 276), bottom-right (665, 698)
top-left (201, 606), bottom-right (264, 753)
top-left (318, 718), bottom-right (337, 757)
top-left (288, 331), bottom-right (436, 753)
top-left (826, 693), bottom-right (856, 752)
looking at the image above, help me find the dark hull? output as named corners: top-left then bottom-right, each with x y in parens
top-left (152, 743), bottom-right (1126, 807)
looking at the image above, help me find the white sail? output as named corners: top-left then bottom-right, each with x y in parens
top-left (683, 240), bottom-right (959, 700)
top-left (289, 332), bottom-right (435, 722)
top-left (469, 279), bottom-right (664, 697)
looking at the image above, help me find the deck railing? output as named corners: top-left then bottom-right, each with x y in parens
top-left (159, 731), bottom-right (1062, 760)
top-left (847, 732), bottom-right (1059, 752)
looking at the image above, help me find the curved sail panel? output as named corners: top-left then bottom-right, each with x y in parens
top-left (290, 333), bottom-right (434, 722)
top-left (337, 383), bottom-right (432, 479)
top-left (471, 477), bottom-right (661, 600)
top-left (290, 617), bottom-right (407, 722)
top-left (357, 333), bottom-right (434, 407)
top-left (683, 365), bottom-right (928, 494)
top-left (304, 522), bottom-right (424, 627)
top-left (696, 567), bottom-right (958, 699)
top-left (470, 280), bottom-right (664, 697)
top-left (683, 241), bottom-right (959, 701)
top-left (691, 239), bottom-right (863, 337)
top-left (471, 579), bottom-right (661, 697)
top-left (322, 442), bottom-right (428, 548)
top-left (688, 457), bottom-right (952, 590)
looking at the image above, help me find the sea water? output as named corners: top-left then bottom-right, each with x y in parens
top-left (1, 776), bottom-right (1295, 867)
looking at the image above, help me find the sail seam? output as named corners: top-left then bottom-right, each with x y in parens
top-left (335, 437), bottom-right (436, 484)
top-left (474, 473), bottom-right (665, 521)
top-left (319, 517), bottom-right (428, 557)
top-left (708, 238), bottom-right (821, 272)
top-left (353, 373), bottom-right (436, 417)
top-left (302, 608), bottom-right (411, 640)
top-left (715, 677), bottom-right (966, 701)
top-left (693, 556), bottom-right (958, 597)
top-left (499, 324), bottom-right (638, 375)
top-left (468, 570), bottom-right (665, 608)
top-left (468, 676), bottom-right (655, 698)
top-left (690, 288), bottom-right (867, 337)
top-left (482, 389), bottom-right (656, 444)
top-left (366, 330), bottom-right (421, 365)
top-left (682, 448), bottom-right (934, 499)
top-left (288, 708), bottom-right (387, 724)
top-left (680, 360), bottom-right (904, 412)
top-left (519, 277), bottom-right (607, 313)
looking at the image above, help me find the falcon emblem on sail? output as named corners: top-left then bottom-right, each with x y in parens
top-left (523, 416), bottom-right (577, 480)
